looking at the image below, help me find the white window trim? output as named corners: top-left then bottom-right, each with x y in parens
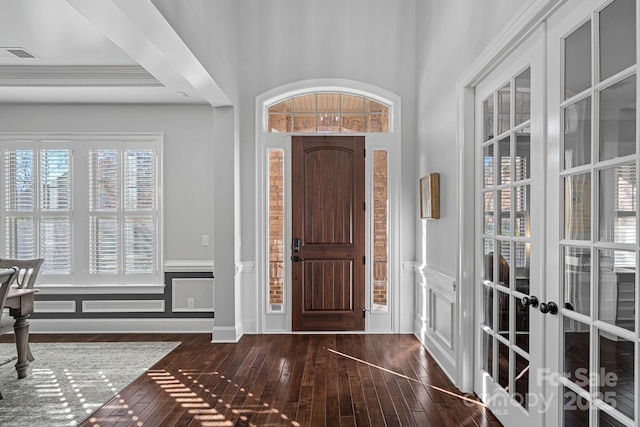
top-left (0, 132), bottom-right (164, 291)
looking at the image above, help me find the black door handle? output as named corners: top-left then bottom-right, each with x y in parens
top-left (291, 255), bottom-right (304, 262)
top-left (540, 301), bottom-right (558, 315)
top-left (521, 296), bottom-right (539, 308)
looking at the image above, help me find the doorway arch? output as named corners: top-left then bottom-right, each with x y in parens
top-left (255, 79), bottom-right (402, 333)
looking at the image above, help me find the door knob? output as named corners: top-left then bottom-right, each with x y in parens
top-left (539, 301), bottom-right (558, 315)
top-left (521, 296), bottom-right (539, 308)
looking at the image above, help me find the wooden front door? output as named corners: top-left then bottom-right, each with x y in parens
top-left (291, 135), bottom-right (365, 331)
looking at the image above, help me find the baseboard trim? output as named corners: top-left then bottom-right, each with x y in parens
top-left (28, 318), bottom-right (214, 333)
top-left (212, 323), bottom-right (243, 343)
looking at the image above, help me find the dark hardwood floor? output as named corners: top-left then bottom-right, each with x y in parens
top-left (2, 333), bottom-right (502, 427)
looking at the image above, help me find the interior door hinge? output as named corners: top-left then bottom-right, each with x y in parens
top-left (364, 148), bottom-right (366, 158)
top-left (363, 256), bottom-right (366, 265)
top-left (363, 308), bottom-right (366, 318)
top-left (363, 201), bottom-right (366, 211)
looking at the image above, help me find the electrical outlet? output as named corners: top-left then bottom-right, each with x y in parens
top-left (202, 235), bottom-right (210, 246)
top-left (187, 298), bottom-right (195, 309)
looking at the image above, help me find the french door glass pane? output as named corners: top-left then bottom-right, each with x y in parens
top-left (598, 164), bottom-right (636, 244)
top-left (515, 242), bottom-right (530, 294)
top-left (564, 96), bottom-right (592, 169)
top-left (498, 84), bottom-right (511, 134)
top-left (484, 95), bottom-right (495, 141)
top-left (515, 296), bottom-right (529, 352)
top-left (483, 238), bottom-right (495, 281)
top-left (598, 331), bottom-right (635, 421)
top-left (516, 134), bottom-right (530, 180)
top-left (484, 191), bottom-right (495, 234)
top-left (498, 137), bottom-right (511, 184)
top-left (483, 285), bottom-right (494, 328)
top-left (499, 188), bottom-right (511, 236)
top-left (499, 240), bottom-right (511, 287)
top-left (598, 249), bottom-right (635, 332)
top-left (483, 330), bottom-right (493, 376)
top-left (563, 246), bottom-right (591, 316)
top-left (515, 185), bottom-right (530, 238)
top-left (564, 173), bottom-right (592, 240)
top-left (498, 341), bottom-right (509, 389)
top-left (564, 386), bottom-right (590, 426)
top-left (599, 0), bottom-right (636, 82)
top-left (563, 316), bottom-right (590, 392)
top-left (564, 20), bottom-right (592, 100)
top-left (599, 75), bottom-right (637, 162)
top-left (598, 410), bottom-right (627, 427)
top-left (498, 290), bottom-right (510, 340)
top-left (515, 68), bottom-right (531, 126)
top-left (515, 352), bottom-right (529, 410)
top-left (484, 144), bottom-right (494, 187)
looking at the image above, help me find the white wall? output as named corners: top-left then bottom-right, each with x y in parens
top-left (414, 0), bottom-right (529, 387)
top-left (154, 0), bottom-right (419, 335)
top-left (0, 103), bottom-right (215, 264)
top-left (236, 0), bottom-right (418, 268)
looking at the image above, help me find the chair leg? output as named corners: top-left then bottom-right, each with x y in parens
top-left (27, 343), bottom-right (34, 362)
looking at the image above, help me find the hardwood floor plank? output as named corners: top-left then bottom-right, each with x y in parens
top-left (3, 333), bottom-right (504, 426)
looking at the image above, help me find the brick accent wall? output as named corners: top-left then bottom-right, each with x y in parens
top-left (267, 149), bottom-right (389, 308)
top-left (268, 150), bottom-right (284, 306)
top-left (373, 150), bottom-right (388, 306)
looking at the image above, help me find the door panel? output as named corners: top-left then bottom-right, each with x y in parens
top-left (547, 0), bottom-right (639, 426)
top-left (474, 25), bottom-right (545, 427)
top-left (292, 135), bottom-right (365, 331)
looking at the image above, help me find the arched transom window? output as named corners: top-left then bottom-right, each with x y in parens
top-left (267, 92), bottom-right (390, 133)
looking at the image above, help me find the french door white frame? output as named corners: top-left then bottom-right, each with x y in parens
top-left (254, 79), bottom-right (403, 334)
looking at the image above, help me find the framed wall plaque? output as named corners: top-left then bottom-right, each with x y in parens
top-left (420, 173), bottom-right (440, 219)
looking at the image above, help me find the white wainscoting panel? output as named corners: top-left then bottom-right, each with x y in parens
top-left (413, 263), bottom-right (457, 383)
top-left (82, 300), bottom-right (165, 313)
top-left (172, 277), bottom-right (214, 312)
top-left (34, 300), bottom-right (76, 313)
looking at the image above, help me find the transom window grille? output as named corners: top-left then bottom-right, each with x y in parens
top-left (0, 136), bottom-right (160, 285)
top-left (267, 92), bottom-right (390, 133)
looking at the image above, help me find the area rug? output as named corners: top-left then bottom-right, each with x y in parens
top-left (0, 341), bottom-right (180, 427)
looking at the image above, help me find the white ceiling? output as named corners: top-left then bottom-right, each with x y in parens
top-left (0, 0), bottom-right (230, 106)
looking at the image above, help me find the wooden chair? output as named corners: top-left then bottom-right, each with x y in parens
top-left (0, 267), bottom-right (19, 399)
top-left (0, 258), bottom-right (44, 290)
top-left (0, 258), bottom-right (43, 363)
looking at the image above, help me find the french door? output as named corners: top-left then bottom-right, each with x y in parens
top-left (474, 24), bottom-right (546, 427)
top-left (546, 0), bottom-right (639, 425)
top-left (474, 0), bottom-right (640, 426)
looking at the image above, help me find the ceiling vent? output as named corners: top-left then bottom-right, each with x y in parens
top-left (0, 48), bottom-right (37, 59)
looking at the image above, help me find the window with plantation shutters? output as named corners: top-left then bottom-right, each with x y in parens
top-left (0, 135), bottom-right (161, 286)
top-left (88, 146), bottom-right (157, 277)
